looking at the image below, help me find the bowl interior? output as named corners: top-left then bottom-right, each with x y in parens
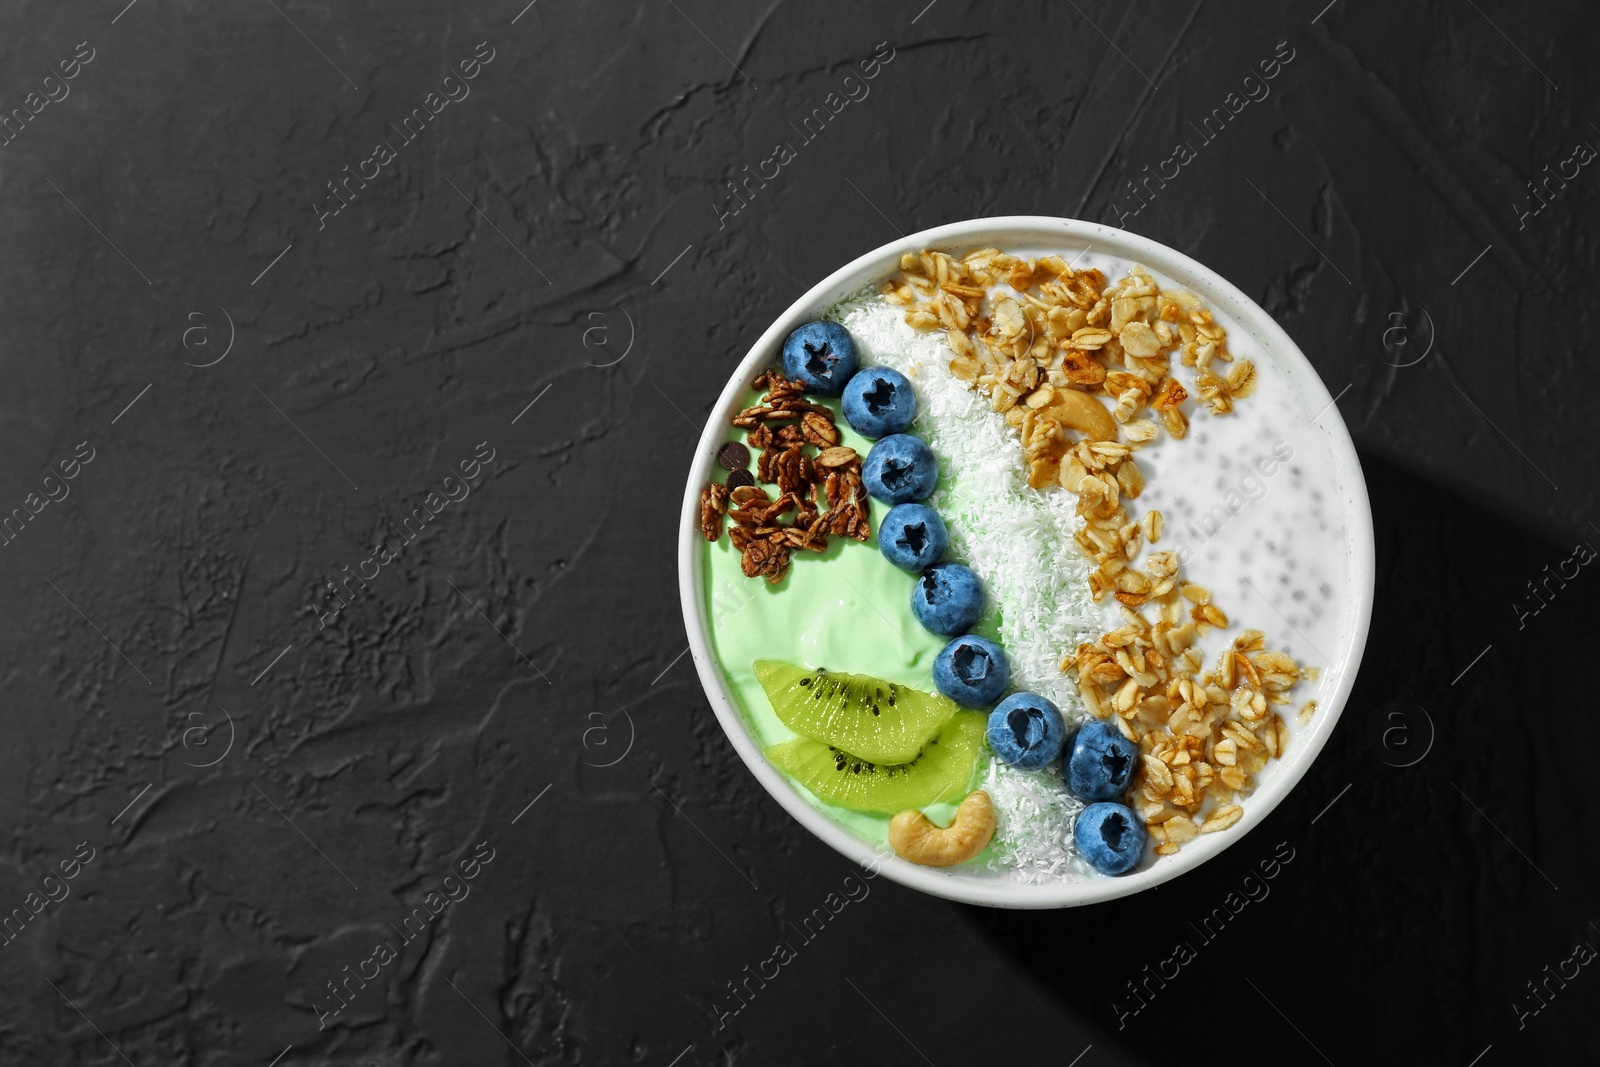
top-left (676, 216), bottom-right (1374, 908)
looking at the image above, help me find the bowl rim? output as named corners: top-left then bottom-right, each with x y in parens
top-left (675, 215), bottom-right (1375, 909)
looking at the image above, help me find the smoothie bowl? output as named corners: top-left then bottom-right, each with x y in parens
top-left (676, 217), bottom-right (1373, 908)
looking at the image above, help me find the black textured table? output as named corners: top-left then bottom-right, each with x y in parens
top-left (2, 1), bottom-right (1595, 1063)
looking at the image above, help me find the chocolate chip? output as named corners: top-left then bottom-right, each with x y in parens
top-left (717, 441), bottom-right (751, 471)
top-left (726, 469), bottom-right (756, 491)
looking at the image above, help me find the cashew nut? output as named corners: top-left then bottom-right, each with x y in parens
top-left (1045, 385), bottom-right (1118, 441)
top-left (888, 790), bottom-right (996, 867)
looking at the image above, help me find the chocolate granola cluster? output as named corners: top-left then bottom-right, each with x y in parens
top-left (698, 370), bottom-right (870, 584)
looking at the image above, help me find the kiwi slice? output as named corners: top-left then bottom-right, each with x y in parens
top-left (754, 660), bottom-right (959, 765)
top-left (765, 711), bottom-right (985, 815)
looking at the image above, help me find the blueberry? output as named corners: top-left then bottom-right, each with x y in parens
top-left (932, 634), bottom-right (1009, 707)
top-left (1063, 720), bottom-right (1140, 801)
top-left (862, 434), bottom-right (937, 505)
top-left (841, 366), bottom-right (916, 439)
top-left (781, 321), bottom-right (858, 396)
top-left (911, 562), bottom-right (984, 637)
top-left (1074, 801), bottom-right (1147, 876)
top-left (986, 692), bottom-right (1066, 770)
top-left (878, 504), bottom-right (947, 572)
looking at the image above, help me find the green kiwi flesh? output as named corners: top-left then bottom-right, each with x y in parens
top-left (754, 659), bottom-right (958, 764)
top-left (764, 710), bottom-right (985, 815)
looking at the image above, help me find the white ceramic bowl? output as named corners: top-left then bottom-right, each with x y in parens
top-left (676, 216), bottom-right (1374, 908)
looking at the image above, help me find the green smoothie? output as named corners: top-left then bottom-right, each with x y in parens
top-left (702, 392), bottom-right (968, 841)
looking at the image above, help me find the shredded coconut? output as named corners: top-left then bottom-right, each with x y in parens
top-left (831, 292), bottom-right (1103, 880)
top-left (978, 757), bottom-right (1095, 882)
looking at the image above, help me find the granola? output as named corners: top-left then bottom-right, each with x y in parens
top-left (884, 249), bottom-right (1254, 487)
top-left (700, 369), bottom-right (870, 584)
top-left (1068, 623), bottom-right (1303, 855)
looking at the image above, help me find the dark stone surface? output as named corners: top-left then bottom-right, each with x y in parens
top-left (0, 0), bottom-right (1595, 1063)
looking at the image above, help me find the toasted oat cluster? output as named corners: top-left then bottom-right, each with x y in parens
top-left (698, 370), bottom-right (870, 584)
top-left (887, 247), bottom-right (1303, 856)
top-left (1071, 620), bottom-right (1303, 854)
top-left (883, 249), bottom-right (1256, 490)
